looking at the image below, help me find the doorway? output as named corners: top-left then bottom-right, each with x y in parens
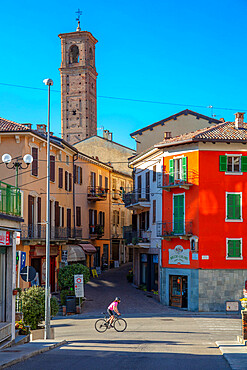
top-left (169, 275), bottom-right (188, 308)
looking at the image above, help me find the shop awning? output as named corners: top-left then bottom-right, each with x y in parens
top-left (79, 243), bottom-right (97, 254)
top-left (67, 245), bottom-right (86, 262)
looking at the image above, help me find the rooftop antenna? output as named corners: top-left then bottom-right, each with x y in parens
top-left (76, 8), bottom-right (82, 31)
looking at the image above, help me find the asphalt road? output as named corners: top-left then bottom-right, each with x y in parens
top-left (9, 264), bottom-right (241, 370)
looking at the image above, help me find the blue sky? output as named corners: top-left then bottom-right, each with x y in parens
top-left (1, 0), bottom-right (247, 149)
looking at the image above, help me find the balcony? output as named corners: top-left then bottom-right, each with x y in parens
top-left (123, 226), bottom-right (151, 248)
top-left (123, 191), bottom-right (150, 210)
top-left (21, 225), bottom-right (83, 241)
top-left (87, 186), bottom-right (108, 201)
top-left (0, 181), bottom-right (21, 217)
top-left (157, 171), bottom-right (196, 191)
top-left (157, 221), bottom-right (192, 239)
top-left (89, 224), bottom-right (104, 238)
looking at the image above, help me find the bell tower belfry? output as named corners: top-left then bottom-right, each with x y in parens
top-left (58, 15), bottom-right (98, 145)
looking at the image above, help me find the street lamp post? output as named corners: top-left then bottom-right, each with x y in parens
top-left (43, 78), bottom-right (53, 340)
top-left (2, 154), bottom-right (34, 188)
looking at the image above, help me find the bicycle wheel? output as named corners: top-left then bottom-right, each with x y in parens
top-left (95, 319), bottom-right (108, 333)
top-left (114, 318), bottom-right (127, 332)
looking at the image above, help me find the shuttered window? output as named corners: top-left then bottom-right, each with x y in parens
top-left (173, 194), bottom-right (185, 234)
top-left (153, 165), bottom-right (156, 182)
top-left (31, 147), bottom-right (38, 176)
top-left (226, 193), bottom-right (242, 220)
top-left (69, 173), bottom-right (72, 192)
top-left (58, 168), bottom-right (63, 188)
top-left (169, 159), bottom-right (174, 183)
top-left (65, 171), bottom-right (68, 190)
top-left (227, 239), bottom-right (242, 258)
top-left (220, 155), bottom-right (247, 172)
top-left (50, 155), bottom-right (55, 182)
top-left (76, 206), bottom-right (81, 226)
top-left (152, 200), bottom-right (156, 224)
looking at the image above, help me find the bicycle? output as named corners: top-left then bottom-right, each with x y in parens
top-left (95, 312), bottom-right (127, 333)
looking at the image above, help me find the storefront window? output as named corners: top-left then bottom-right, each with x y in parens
top-left (172, 276), bottom-right (182, 296)
top-left (0, 249), bottom-right (6, 321)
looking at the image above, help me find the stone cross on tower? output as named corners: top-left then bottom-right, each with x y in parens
top-left (76, 9), bottom-right (82, 31)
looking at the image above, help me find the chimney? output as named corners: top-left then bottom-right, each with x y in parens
top-left (103, 129), bottom-right (113, 141)
top-left (219, 118), bottom-right (225, 123)
top-left (23, 123), bottom-right (32, 129)
top-left (36, 124), bottom-right (47, 133)
top-left (234, 112), bottom-right (245, 129)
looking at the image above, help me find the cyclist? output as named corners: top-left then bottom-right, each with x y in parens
top-left (106, 297), bottom-right (121, 326)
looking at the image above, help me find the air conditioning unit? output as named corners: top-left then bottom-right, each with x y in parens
top-left (190, 236), bottom-right (199, 252)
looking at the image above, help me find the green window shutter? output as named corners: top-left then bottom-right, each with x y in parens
top-left (228, 240), bottom-right (241, 258)
top-left (219, 155), bottom-right (227, 172)
top-left (241, 156), bottom-right (247, 172)
top-left (169, 159), bottom-right (174, 183)
top-left (227, 194), bottom-right (241, 220)
top-left (173, 194), bottom-right (184, 234)
top-left (182, 157), bottom-right (187, 182)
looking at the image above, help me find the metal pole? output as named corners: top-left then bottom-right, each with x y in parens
top-left (45, 83), bottom-right (51, 340)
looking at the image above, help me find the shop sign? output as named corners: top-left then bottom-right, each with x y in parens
top-left (192, 253), bottom-right (198, 260)
top-left (169, 245), bottom-right (190, 265)
top-left (0, 231), bottom-right (10, 245)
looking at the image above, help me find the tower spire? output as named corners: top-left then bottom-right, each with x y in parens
top-left (75, 8), bottom-right (82, 31)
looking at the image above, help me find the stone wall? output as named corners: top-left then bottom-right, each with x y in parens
top-left (198, 269), bottom-right (247, 311)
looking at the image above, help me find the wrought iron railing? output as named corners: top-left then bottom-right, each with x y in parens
top-left (87, 186), bottom-right (107, 200)
top-left (123, 191), bottom-right (150, 207)
top-left (21, 225), bottom-right (82, 240)
top-left (123, 226), bottom-right (150, 245)
top-left (89, 224), bottom-right (104, 237)
top-left (156, 221), bottom-right (192, 237)
top-left (0, 181), bottom-right (21, 217)
top-left (157, 171), bottom-right (197, 188)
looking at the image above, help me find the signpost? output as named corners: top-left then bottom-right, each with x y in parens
top-left (74, 274), bottom-right (84, 311)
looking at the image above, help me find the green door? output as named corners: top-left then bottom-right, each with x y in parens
top-left (173, 194), bottom-right (184, 234)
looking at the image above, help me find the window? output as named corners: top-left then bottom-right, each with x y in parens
top-left (31, 147), bottom-right (38, 176)
top-left (58, 152), bottom-right (62, 161)
top-left (50, 155), bottom-right (55, 182)
top-left (66, 155), bottom-right (69, 165)
top-left (105, 177), bottom-right (108, 190)
top-left (113, 210), bottom-right (119, 225)
top-left (99, 211), bottom-right (105, 227)
top-left (173, 194), bottom-right (185, 233)
top-left (99, 175), bottom-right (102, 188)
top-left (69, 173), bottom-right (72, 192)
top-left (146, 172), bottom-right (150, 201)
top-left (226, 238), bottom-right (242, 259)
top-left (137, 176), bottom-right (142, 199)
top-left (58, 168), bottom-right (63, 188)
top-left (120, 211), bottom-right (125, 228)
top-left (226, 193), bottom-right (242, 221)
top-left (76, 207), bottom-right (81, 227)
top-left (78, 166), bottom-right (82, 184)
top-left (65, 171), bottom-right (69, 191)
top-left (69, 45), bottom-right (79, 64)
top-left (153, 200), bottom-right (156, 224)
top-left (169, 157), bottom-right (187, 183)
top-left (90, 172), bottom-right (96, 187)
top-left (153, 165), bottom-right (156, 182)
top-left (220, 155), bottom-right (247, 173)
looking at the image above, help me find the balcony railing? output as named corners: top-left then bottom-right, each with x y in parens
top-left (21, 225), bottom-right (83, 240)
top-left (123, 226), bottom-right (150, 245)
top-left (0, 181), bottom-right (21, 217)
top-left (89, 224), bottom-right (104, 237)
top-left (157, 171), bottom-right (196, 190)
top-left (123, 191), bottom-right (150, 208)
top-left (87, 186), bottom-right (108, 201)
top-left (157, 221), bottom-right (192, 237)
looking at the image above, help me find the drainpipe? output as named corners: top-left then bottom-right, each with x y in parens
top-left (73, 153), bottom-right (78, 238)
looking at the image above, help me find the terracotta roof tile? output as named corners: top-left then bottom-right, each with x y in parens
top-left (0, 117), bottom-right (29, 132)
top-left (155, 121), bottom-right (247, 148)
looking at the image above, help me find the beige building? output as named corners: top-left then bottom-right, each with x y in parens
top-left (0, 118), bottom-right (79, 292)
top-left (130, 109), bottom-right (222, 153)
top-left (74, 132), bottom-right (135, 264)
top-left (58, 23), bottom-right (98, 145)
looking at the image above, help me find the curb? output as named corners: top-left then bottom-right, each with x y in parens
top-left (1, 340), bottom-right (67, 369)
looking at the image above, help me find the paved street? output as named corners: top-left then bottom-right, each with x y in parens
top-left (9, 264), bottom-right (241, 370)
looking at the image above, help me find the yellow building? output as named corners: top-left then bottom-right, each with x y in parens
top-left (0, 119), bottom-right (78, 292)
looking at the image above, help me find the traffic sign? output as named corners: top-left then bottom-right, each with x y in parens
top-left (74, 274), bottom-right (84, 297)
top-left (20, 266), bottom-right (36, 282)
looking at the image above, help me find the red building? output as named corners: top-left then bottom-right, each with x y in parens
top-left (156, 112), bottom-right (247, 311)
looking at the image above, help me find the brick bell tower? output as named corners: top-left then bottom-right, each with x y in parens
top-left (58, 15), bottom-right (98, 145)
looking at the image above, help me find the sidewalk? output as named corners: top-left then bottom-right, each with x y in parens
top-left (216, 341), bottom-right (247, 370)
top-left (0, 339), bottom-right (66, 369)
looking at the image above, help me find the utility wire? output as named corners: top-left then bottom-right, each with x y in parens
top-left (0, 81), bottom-right (246, 112)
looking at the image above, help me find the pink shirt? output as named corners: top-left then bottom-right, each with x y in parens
top-left (108, 301), bottom-right (118, 310)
